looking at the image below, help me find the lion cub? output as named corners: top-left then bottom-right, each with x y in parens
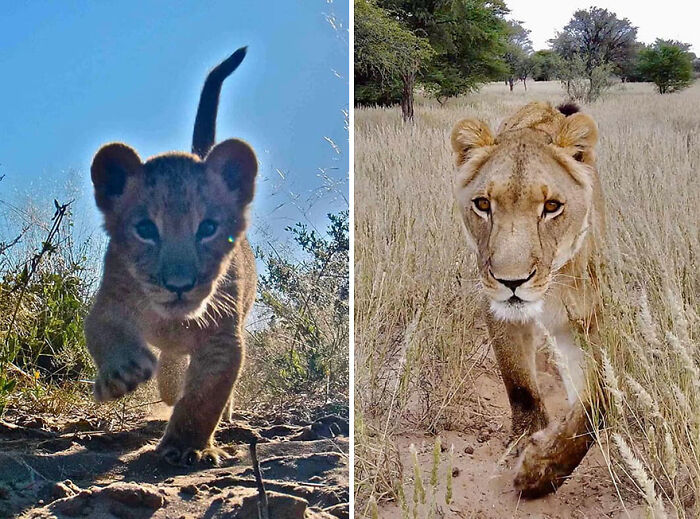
top-left (451, 102), bottom-right (605, 497)
top-left (85, 47), bottom-right (256, 466)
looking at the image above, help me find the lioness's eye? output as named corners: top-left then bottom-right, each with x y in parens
top-left (543, 200), bottom-right (563, 214)
top-left (134, 219), bottom-right (159, 242)
top-left (473, 197), bottom-right (491, 213)
top-left (197, 219), bottom-right (219, 240)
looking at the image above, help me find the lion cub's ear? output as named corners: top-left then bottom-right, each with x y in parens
top-left (451, 119), bottom-right (495, 167)
top-left (554, 113), bottom-right (598, 163)
top-left (205, 139), bottom-right (257, 207)
top-left (91, 143), bottom-right (143, 212)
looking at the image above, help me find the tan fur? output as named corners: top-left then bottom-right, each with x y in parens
top-left (451, 118), bottom-right (495, 167)
top-left (85, 50), bottom-right (256, 466)
top-left (451, 102), bottom-right (605, 497)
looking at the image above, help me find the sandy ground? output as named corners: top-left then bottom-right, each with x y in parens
top-left (378, 352), bottom-right (646, 518)
top-left (0, 404), bottom-right (348, 519)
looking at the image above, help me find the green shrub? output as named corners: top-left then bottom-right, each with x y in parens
top-left (245, 211), bottom-right (349, 401)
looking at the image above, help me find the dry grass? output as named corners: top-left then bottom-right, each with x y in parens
top-left (354, 81), bottom-right (700, 516)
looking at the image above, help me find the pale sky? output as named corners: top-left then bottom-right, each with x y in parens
top-left (507, 0), bottom-right (699, 53)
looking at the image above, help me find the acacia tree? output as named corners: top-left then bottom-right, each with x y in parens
top-left (354, 0), bottom-right (433, 120)
top-left (516, 55), bottom-right (535, 90)
top-left (550, 7), bottom-right (637, 101)
top-left (638, 40), bottom-right (694, 94)
top-left (380, 0), bottom-right (511, 102)
top-left (503, 21), bottom-right (533, 91)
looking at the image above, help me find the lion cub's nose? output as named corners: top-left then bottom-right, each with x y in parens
top-left (491, 269), bottom-right (536, 293)
top-left (161, 270), bottom-right (197, 296)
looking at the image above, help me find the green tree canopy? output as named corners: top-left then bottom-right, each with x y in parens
top-left (354, 0), bottom-right (433, 119)
top-left (531, 50), bottom-right (562, 81)
top-left (252, 212), bottom-right (349, 396)
top-left (638, 39), bottom-right (694, 94)
top-left (550, 7), bottom-right (638, 75)
top-left (382, 0), bottom-right (511, 101)
top-left (550, 7), bottom-right (637, 101)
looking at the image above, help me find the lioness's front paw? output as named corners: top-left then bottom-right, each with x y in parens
top-left (513, 428), bottom-right (571, 498)
top-left (155, 434), bottom-right (228, 467)
top-left (503, 431), bottom-right (528, 457)
top-left (94, 348), bottom-right (157, 402)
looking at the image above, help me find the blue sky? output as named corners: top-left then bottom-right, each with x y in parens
top-left (0, 0), bottom-right (348, 250)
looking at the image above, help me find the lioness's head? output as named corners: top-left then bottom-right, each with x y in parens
top-left (91, 139), bottom-right (257, 319)
top-left (451, 102), bottom-right (599, 322)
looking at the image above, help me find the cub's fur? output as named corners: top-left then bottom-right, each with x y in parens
top-left (85, 47), bottom-right (256, 466)
top-left (451, 101), bottom-right (604, 497)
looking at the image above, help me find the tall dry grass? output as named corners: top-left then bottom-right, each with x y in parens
top-left (354, 81), bottom-right (699, 516)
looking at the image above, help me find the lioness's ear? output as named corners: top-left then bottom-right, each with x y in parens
top-left (205, 139), bottom-right (257, 206)
top-left (554, 113), bottom-right (598, 163)
top-left (451, 119), bottom-right (495, 167)
top-left (91, 143), bottom-right (143, 211)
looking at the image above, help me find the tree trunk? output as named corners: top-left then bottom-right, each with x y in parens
top-left (401, 72), bottom-right (415, 122)
top-left (522, 78), bottom-right (527, 91)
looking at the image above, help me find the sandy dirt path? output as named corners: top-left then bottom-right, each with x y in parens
top-left (378, 352), bottom-right (645, 518)
top-left (0, 406), bottom-right (348, 519)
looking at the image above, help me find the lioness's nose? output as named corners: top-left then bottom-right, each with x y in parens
top-left (491, 269), bottom-right (536, 292)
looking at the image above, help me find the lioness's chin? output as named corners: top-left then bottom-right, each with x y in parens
top-left (151, 297), bottom-right (210, 321)
top-left (489, 299), bottom-right (543, 323)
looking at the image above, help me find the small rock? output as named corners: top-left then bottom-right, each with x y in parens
top-left (51, 480), bottom-right (81, 500)
top-left (464, 445), bottom-right (474, 454)
top-left (246, 491), bottom-right (307, 519)
top-left (179, 484), bottom-right (199, 496)
top-left (100, 482), bottom-right (165, 509)
top-left (324, 503), bottom-right (349, 519)
top-left (50, 490), bottom-right (92, 516)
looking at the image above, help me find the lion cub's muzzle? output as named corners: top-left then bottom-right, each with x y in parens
top-left (160, 264), bottom-right (197, 298)
top-left (151, 262), bottom-right (213, 319)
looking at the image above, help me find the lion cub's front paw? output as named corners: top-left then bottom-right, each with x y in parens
top-left (156, 434), bottom-right (228, 467)
top-left (94, 348), bottom-right (157, 402)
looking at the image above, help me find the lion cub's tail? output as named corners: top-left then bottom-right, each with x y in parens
top-left (191, 46), bottom-right (247, 159)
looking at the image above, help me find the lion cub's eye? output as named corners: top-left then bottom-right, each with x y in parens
top-left (134, 219), bottom-right (159, 243)
top-left (473, 197), bottom-right (491, 213)
top-left (543, 200), bottom-right (563, 216)
top-left (197, 219), bottom-right (219, 240)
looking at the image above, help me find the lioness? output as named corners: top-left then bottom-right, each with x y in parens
top-left (85, 47), bottom-right (256, 466)
top-left (451, 101), bottom-right (604, 497)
